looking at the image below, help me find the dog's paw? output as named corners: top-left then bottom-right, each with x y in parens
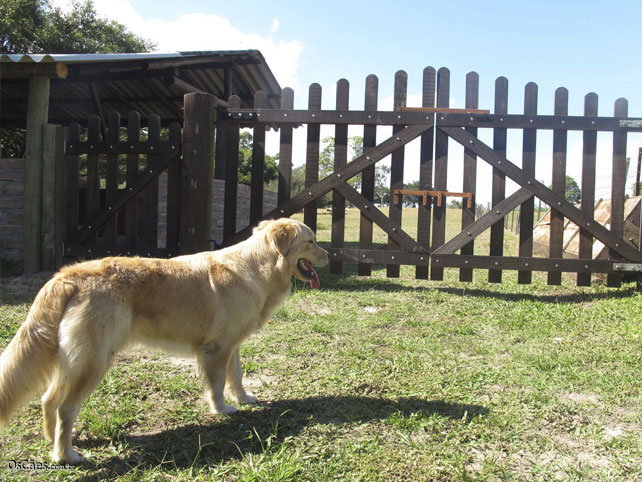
top-left (212, 403), bottom-right (238, 415)
top-left (52, 448), bottom-right (86, 465)
top-left (238, 392), bottom-right (258, 405)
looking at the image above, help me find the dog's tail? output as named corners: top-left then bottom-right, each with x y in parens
top-left (0, 273), bottom-right (76, 427)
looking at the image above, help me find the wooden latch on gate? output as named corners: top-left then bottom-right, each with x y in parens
top-left (393, 189), bottom-right (474, 208)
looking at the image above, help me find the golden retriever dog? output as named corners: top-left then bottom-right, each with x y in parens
top-left (0, 218), bottom-right (328, 464)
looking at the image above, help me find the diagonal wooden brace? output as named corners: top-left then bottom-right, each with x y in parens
top-left (441, 126), bottom-right (642, 262)
top-left (432, 188), bottom-right (533, 255)
top-left (333, 182), bottom-right (426, 253)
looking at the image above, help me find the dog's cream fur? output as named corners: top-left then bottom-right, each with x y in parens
top-left (0, 219), bottom-right (328, 464)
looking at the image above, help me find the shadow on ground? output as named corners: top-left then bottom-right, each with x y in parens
top-left (75, 396), bottom-right (488, 478)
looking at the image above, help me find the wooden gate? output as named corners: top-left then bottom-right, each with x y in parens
top-left (220, 67), bottom-right (642, 287)
top-left (61, 93), bottom-right (218, 262)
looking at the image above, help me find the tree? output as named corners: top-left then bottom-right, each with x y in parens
top-left (0, 0), bottom-right (154, 157)
top-left (237, 131), bottom-right (279, 186)
top-left (0, 0), bottom-right (154, 54)
top-left (565, 176), bottom-right (581, 204)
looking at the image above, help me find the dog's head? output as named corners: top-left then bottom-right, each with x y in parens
top-left (255, 218), bottom-right (329, 289)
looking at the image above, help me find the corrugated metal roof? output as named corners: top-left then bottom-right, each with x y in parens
top-left (0, 50), bottom-right (282, 128)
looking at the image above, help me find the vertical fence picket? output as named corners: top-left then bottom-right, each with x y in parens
top-left (223, 95), bottom-right (242, 242)
top-left (577, 93), bottom-right (598, 286)
top-left (607, 98), bottom-right (629, 287)
top-left (251, 91), bottom-right (268, 225)
top-left (166, 122), bottom-right (181, 253)
top-left (143, 114), bottom-right (160, 248)
top-left (65, 123), bottom-right (80, 247)
top-left (489, 77), bottom-right (508, 283)
top-left (86, 115), bottom-right (100, 245)
top-left (518, 82), bottom-right (538, 284)
top-left (548, 87), bottom-right (568, 285)
top-left (358, 75), bottom-right (378, 276)
top-left (125, 111), bottom-right (140, 247)
top-left (460, 71), bottom-right (479, 282)
top-left (278, 88), bottom-right (294, 205)
top-left (416, 67), bottom-right (436, 280)
top-left (387, 71), bottom-right (407, 278)
top-left (105, 111), bottom-right (120, 245)
top-left (331, 79), bottom-right (349, 274)
top-left (304, 84), bottom-right (322, 232)
top-left (431, 67), bottom-right (450, 281)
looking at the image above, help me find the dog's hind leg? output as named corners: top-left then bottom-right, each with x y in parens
top-left (197, 342), bottom-right (237, 415)
top-left (50, 305), bottom-right (129, 464)
top-left (42, 374), bottom-right (64, 442)
top-left (227, 347), bottom-right (258, 405)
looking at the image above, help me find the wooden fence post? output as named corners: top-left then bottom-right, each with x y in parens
top-left (180, 92), bottom-right (216, 254)
top-left (24, 75), bottom-right (50, 272)
top-left (41, 124), bottom-right (65, 270)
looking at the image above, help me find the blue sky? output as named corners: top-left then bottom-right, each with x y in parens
top-left (55, 0), bottom-right (642, 203)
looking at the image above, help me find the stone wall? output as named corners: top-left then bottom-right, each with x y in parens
top-left (0, 158), bottom-right (25, 272)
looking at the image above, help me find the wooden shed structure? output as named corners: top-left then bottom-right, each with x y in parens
top-left (0, 51), bottom-right (281, 273)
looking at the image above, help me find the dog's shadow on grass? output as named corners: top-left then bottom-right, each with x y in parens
top-left (75, 396), bottom-right (487, 478)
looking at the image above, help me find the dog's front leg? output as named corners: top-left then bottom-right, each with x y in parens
top-left (227, 347), bottom-right (258, 405)
top-left (197, 341), bottom-right (237, 415)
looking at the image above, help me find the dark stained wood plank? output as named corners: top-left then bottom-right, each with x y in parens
top-left (328, 248), bottom-right (428, 266)
top-left (460, 71), bottom-right (479, 282)
top-left (165, 122), bottom-right (182, 253)
top-left (250, 90), bottom-right (268, 224)
top-left (143, 114), bottom-right (160, 248)
top-left (277, 87), bottom-right (294, 204)
top-left (358, 74), bottom-right (378, 276)
top-left (607, 98), bottom-right (629, 287)
top-left (489, 76), bottom-right (508, 283)
top-left (65, 123), bottom-right (80, 245)
top-left (577, 93), bottom-right (599, 286)
top-left (223, 95), bottom-right (241, 243)
top-left (430, 67), bottom-right (450, 280)
top-left (304, 83), bottom-right (322, 232)
top-left (388, 70), bottom-right (407, 278)
top-left (180, 93), bottom-right (216, 252)
top-left (224, 109), bottom-right (641, 131)
top-left (331, 79), bottom-right (350, 274)
top-left (433, 255), bottom-right (616, 273)
top-left (416, 67), bottom-right (436, 280)
top-left (125, 111), bottom-right (140, 247)
top-left (86, 115), bottom-right (100, 245)
top-left (105, 111), bottom-right (120, 245)
top-left (548, 87), bottom-right (568, 285)
top-left (518, 82), bottom-right (538, 284)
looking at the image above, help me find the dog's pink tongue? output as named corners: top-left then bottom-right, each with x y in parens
top-left (302, 260), bottom-right (320, 289)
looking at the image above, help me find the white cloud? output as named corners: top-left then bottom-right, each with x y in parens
top-left (51, 0), bottom-right (303, 90)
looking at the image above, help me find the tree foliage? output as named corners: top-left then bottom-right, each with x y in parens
top-left (237, 131), bottom-right (279, 186)
top-left (0, 0), bottom-right (154, 54)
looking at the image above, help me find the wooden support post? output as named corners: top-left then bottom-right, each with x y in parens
top-left (24, 76), bottom-right (50, 273)
top-left (180, 92), bottom-right (216, 254)
top-left (41, 124), bottom-right (64, 271)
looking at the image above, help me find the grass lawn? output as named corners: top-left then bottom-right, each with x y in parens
top-left (1, 208), bottom-right (641, 481)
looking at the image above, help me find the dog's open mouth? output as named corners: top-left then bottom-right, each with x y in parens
top-left (297, 259), bottom-right (320, 289)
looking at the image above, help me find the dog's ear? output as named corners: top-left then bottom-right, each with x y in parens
top-left (271, 221), bottom-right (298, 256)
top-left (254, 220), bottom-right (274, 234)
